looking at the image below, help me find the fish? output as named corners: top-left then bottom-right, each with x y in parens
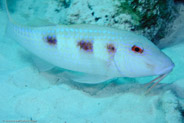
top-left (3, 0), bottom-right (174, 91)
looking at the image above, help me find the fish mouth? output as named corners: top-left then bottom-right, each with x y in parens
top-left (145, 62), bottom-right (174, 93)
top-left (154, 63), bottom-right (175, 75)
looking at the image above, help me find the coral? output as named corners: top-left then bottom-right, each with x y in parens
top-left (116, 0), bottom-right (178, 43)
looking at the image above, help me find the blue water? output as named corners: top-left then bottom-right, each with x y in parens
top-left (0, 0), bottom-right (184, 123)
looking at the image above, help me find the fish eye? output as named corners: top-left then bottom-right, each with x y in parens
top-left (131, 45), bottom-right (144, 54)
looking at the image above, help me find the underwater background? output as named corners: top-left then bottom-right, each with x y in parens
top-left (0, 0), bottom-right (184, 122)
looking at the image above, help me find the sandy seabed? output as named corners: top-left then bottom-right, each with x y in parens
top-left (0, 3), bottom-right (184, 123)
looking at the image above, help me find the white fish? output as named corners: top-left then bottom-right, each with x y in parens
top-left (3, 0), bottom-right (174, 90)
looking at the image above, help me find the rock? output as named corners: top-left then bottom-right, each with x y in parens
top-left (160, 91), bottom-right (183, 123)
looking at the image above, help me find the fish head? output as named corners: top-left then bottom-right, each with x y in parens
top-left (114, 32), bottom-right (174, 77)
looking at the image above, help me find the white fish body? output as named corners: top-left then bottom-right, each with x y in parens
top-left (8, 24), bottom-right (122, 77)
top-left (4, 0), bottom-right (175, 84)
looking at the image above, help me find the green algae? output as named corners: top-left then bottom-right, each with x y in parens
top-left (116, 0), bottom-right (178, 42)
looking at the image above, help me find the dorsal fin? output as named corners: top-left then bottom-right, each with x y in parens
top-left (3, 0), bottom-right (15, 24)
top-left (26, 18), bottom-right (56, 27)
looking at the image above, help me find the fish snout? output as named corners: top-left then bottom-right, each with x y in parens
top-left (154, 61), bottom-right (175, 75)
